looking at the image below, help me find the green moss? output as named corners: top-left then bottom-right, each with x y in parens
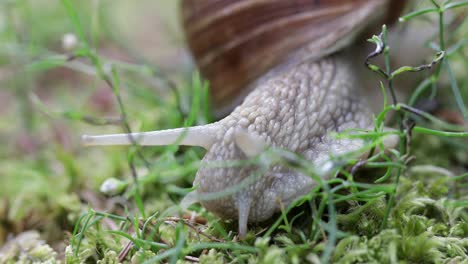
top-left (97, 250), bottom-right (119, 264)
top-left (198, 249), bottom-right (226, 264)
top-left (0, 231), bottom-right (58, 264)
top-left (337, 199), bottom-right (387, 237)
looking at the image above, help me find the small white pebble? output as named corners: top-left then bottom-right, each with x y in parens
top-left (62, 33), bottom-right (78, 51)
top-left (100, 178), bottom-right (127, 196)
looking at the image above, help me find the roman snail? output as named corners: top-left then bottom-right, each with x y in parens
top-left (82, 0), bottom-right (406, 237)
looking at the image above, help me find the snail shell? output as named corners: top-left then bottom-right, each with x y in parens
top-left (182, 0), bottom-right (406, 114)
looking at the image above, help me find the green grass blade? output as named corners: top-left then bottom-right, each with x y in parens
top-left (399, 8), bottom-right (439, 22)
top-left (61, 0), bottom-right (89, 50)
top-left (413, 126), bottom-right (468, 137)
top-left (445, 61), bottom-right (468, 119)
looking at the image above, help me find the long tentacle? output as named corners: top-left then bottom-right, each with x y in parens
top-left (82, 124), bottom-right (218, 149)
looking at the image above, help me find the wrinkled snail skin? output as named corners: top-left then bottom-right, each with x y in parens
top-left (194, 53), bottom-right (374, 225)
top-left (83, 0), bottom-right (406, 237)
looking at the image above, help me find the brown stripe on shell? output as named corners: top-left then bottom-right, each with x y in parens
top-left (184, 0), bottom-right (366, 58)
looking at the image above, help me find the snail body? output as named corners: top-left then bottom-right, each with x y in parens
top-left (191, 54), bottom-right (375, 236)
top-left (83, 0), bottom-right (405, 237)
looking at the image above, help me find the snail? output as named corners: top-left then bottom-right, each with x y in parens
top-left (82, 0), bottom-right (406, 237)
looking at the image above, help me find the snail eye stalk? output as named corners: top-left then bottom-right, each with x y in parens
top-left (82, 124), bottom-right (218, 150)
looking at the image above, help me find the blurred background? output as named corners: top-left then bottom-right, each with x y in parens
top-left (0, 0), bottom-right (203, 253)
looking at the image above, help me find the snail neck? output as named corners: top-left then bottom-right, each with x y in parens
top-left (222, 51), bottom-right (373, 153)
top-left (216, 48), bottom-right (366, 117)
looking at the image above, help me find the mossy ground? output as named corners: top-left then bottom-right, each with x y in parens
top-left (0, 1), bottom-right (466, 263)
